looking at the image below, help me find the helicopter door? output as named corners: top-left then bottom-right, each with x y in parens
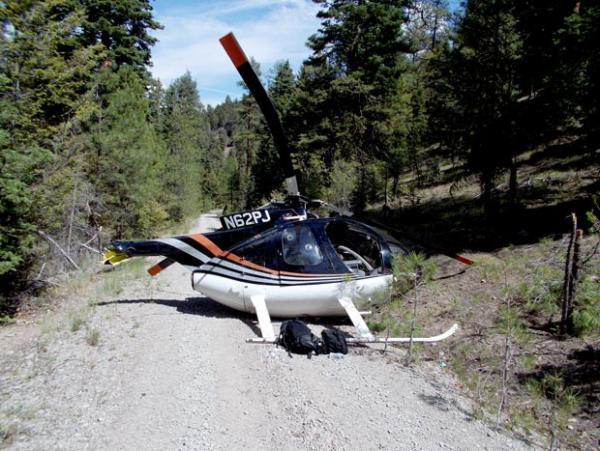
top-left (234, 232), bottom-right (280, 309)
top-left (325, 220), bottom-right (384, 276)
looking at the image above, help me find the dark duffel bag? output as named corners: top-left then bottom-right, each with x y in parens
top-left (321, 328), bottom-right (348, 354)
top-left (278, 319), bottom-right (323, 356)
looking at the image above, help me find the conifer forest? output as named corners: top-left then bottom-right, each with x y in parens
top-left (1, 1), bottom-right (599, 446)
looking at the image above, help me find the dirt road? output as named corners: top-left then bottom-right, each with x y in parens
top-left (1, 213), bottom-right (531, 450)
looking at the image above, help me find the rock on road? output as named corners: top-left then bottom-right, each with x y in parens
top-left (0, 213), bottom-right (530, 451)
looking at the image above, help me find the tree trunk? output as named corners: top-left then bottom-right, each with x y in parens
top-left (508, 156), bottom-right (518, 206)
top-left (561, 213), bottom-right (581, 335)
top-left (481, 172), bottom-right (494, 216)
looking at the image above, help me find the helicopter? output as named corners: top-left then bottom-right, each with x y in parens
top-left (102, 32), bottom-right (471, 344)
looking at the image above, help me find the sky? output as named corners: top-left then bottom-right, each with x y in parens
top-left (150, 0), bottom-right (462, 107)
top-left (150, 0), bottom-right (322, 107)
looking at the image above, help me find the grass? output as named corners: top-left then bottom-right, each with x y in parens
top-left (0, 423), bottom-right (16, 447)
top-left (430, 239), bottom-right (597, 448)
top-left (68, 308), bottom-right (89, 333)
top-left (0, 315), bottom-right (16, 325)
top-left (85, 327), bottom-right (100, 346)
top-left (96, 257), bottom-right (148, 299)
top-left (0, 403), bottom-right (39, 448)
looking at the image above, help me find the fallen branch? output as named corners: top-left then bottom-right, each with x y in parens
top-left (37, 230), bottom-right (80, 271)
top-left (35, 261), bottom-right (47, 280)
top-left (29, 278), bottom-right (63, 288)
top-left (82, 226), bottom-right (103, 247)
top-left (78, 242), bottom-right (102, 254)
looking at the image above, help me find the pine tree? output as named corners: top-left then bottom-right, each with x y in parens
top-left (0, 71), bottom-right (51, 314)
top-left (77, 0), bottom-right (162, 76)
top-left (298, 0), bottom-right (411, 209)
top-left (249, 60), bottom-right (296, 204)
top-left (560, 2), bottom-right (600, 144)
top-left (449, 0), bottom-right (522, 207)
top-left (161, 72), bottom-right (211, 219)
top-left (86, 65), bottom-right (167, 238)
top-left (233, 58), bottom-right (265, 208)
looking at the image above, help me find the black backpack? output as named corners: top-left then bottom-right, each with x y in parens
top-left (278, 320), bottom-right (323, 356)
top-left (321, 328), bottom-right (348, 354)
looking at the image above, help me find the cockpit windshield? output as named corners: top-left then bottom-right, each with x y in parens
top-left (281, 224), bottom-right (323, 267)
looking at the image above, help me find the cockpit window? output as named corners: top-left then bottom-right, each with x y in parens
top-left (239, 235), bottom-right (271, 267)
top-left (281, 225), bottom-right (323, 267)
top-left (325, 220), bottom-right (382, 275)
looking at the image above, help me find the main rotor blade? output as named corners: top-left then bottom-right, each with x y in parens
top-left (360, 216), bottom-right (475, 266)
top-left (219, 32), bottom-right (298, 195)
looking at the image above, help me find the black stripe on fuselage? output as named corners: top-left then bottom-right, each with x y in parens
top-left (194, 268), bottom-right (382, 287)
top-left (200, 261), bottom-right (351, 284)
top-left (204, 258), bottom-right (351, 283)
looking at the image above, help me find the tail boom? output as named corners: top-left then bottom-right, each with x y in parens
top-left (102, 233), bottom-right (224, 275)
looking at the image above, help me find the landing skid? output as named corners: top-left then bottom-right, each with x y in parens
top-left (245, 296), bottom-right (459, 345)
top-left (246, 324), bottom-right (458, 344)
top-left (346, 323), bottom-right (459, 344)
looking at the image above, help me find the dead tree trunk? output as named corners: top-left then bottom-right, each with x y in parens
top-left (508, 156), bottom-right (518, 207)
top-left (38, 230), bottom-right (80, 271)
top-left (561, 213), bottom-right (582, 335)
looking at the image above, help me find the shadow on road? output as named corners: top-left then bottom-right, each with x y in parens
top-left (96, 297), bottom-right (357, 339)
top-left (95, 297), bottom-right (262, 337)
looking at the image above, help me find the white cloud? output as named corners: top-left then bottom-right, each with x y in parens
top-left (150, 0), bottom-right (321, 105)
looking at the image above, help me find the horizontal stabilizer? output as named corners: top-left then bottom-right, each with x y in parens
top-left (102, 249), bottom-right (130, 266)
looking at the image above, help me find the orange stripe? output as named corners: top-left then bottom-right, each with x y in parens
top-left (454, 255), bottom-right (475, 265)
top-left (222, 251), bottom-right (280, 275)
top-left (147, 263), bottom-right (163, 276)
top-left (219, 32), bottom-right (248, 68)
top-left (188, 234), bottom-right (224, 256)
top-left (189, 231), bottom-right (348, 278)
top-left (221, 251), bottom-right (345, 278)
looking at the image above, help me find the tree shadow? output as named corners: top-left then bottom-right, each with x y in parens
top-left (369, 135), bottom-right (598, 254)
top-left (370, 192), bottom-right (596, 254)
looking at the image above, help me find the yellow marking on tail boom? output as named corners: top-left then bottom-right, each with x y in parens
top-left (102, 249), bottom-right (130, 266)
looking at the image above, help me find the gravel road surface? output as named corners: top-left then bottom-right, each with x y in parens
top-left (0, 213), bottom-right (532, 450)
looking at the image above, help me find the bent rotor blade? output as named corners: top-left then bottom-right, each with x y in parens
top-left (361, 217), bottom-right (475, 266)
top-left (219, 32), bottom-right (298, 195)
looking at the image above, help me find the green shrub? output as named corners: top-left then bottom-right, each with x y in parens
top-left (572, 275), bottom-right (600, 336)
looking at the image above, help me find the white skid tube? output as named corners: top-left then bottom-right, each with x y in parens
top-left (347, 323), bottom-right (459, 344)
top-left (246, 323), bottom-right (459, 344)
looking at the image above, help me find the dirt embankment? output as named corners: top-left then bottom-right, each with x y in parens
top-left (1, 213), bottom-right (531, 450)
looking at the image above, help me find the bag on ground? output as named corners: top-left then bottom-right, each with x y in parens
top-left (321, 328), bottom-right (348, 354)
top-left (278, 319), bottom-right (323, 355)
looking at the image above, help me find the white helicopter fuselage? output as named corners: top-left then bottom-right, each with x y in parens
top-left (192, 270), bottom-right (392, 318)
